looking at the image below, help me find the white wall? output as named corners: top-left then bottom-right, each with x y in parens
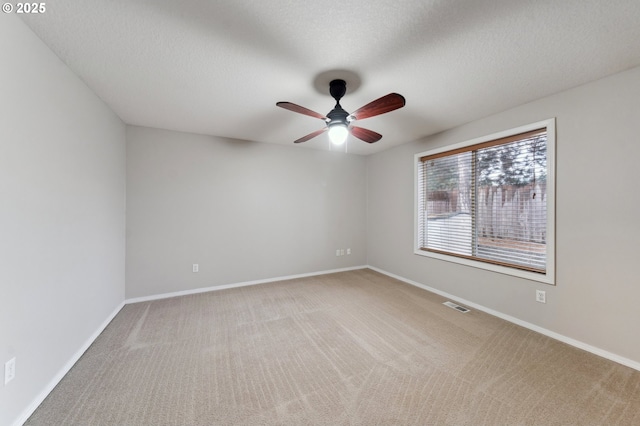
top-left (126, 126), bottom-right (367, 298)
top-left (0, 16), bottom-right (126, 426)
top-left (367, 66), bottom-right (640, 364)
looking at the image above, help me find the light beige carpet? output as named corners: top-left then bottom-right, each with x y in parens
top-left (26, 269), bottom-right (640, 425)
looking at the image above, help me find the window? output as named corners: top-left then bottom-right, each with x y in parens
top-left (415, 119), bottom-right (555, 284)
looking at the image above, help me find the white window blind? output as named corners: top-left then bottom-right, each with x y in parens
top-left (418, 128), bottom-right (548, 274)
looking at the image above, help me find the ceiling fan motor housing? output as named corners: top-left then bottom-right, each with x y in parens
top-left (327, 106), bottom-right (349, 126)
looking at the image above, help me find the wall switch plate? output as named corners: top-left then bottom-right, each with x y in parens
top-left (336, 249), bottom-right (340, 256)
top-left (536, 290), bottom-right (546, 304)
top-left (347, 248), bottom-right (351, 255)
top-left (5, 357), bottom-right (15, 385)
top-left (192, 264), bottom-right (199, 273)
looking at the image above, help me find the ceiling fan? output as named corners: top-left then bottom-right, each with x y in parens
top-left (276, 79), bottom-right (405, 145)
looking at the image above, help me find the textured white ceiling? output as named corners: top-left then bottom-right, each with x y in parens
top-left (19, 0), bottom-right (640, 155)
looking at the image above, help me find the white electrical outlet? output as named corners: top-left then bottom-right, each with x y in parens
top-left (536, 290), bottom-right (546, 304)
top-left (347, 248), bottom-right (351, 255)
top-left (5, 357), bottom-right (15, 385)
top-left (192, 264), bottom-right (199, 273)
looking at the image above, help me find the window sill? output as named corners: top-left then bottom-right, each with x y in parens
top-left (414, 248), bottom-right (555, 285)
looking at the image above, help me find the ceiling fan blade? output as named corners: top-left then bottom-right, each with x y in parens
top-left (350, 93), bottom-right (406, 120)
top-left (350, 126), bottom-right (382, 143)
top-left (294, 128), bottom-right (327, 143)
top-left (276, 102), bottom-right (327, 120)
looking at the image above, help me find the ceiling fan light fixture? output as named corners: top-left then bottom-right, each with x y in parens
top-left (328, 123), bottom-right (348, 145)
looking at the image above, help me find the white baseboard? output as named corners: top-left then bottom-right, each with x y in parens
top-left (367, 265), bottom-right (640, 373)
top-left (125, 265), bottom-right (369, 304)
top-left (13, 302), bottom-right (125, 426)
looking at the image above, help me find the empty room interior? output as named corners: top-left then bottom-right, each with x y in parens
top-left (2, 1), bottom-right (640, 425)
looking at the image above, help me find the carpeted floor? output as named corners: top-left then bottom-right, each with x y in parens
top-left (26, 269), bottom-right (640, 425)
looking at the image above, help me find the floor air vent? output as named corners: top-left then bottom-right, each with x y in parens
top-left (443, 301), bottom-right (471, 313)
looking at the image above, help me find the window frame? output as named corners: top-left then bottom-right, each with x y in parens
top-left (414, 119), bottom-right (556, 285)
